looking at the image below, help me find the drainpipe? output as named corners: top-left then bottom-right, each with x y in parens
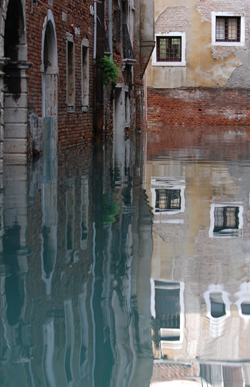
top-left (94, 1), bottom-right (97, 59)
top-left (108, 0), bottom-right (113, 60)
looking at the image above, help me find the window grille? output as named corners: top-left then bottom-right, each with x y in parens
top-left (122, 24), bottom-right (135, 60)
top-left (155, 189), bottom-right (181, 211)
top-left (155, 288), bottom-right (180, 329)
top-left (156, 37), bottom-right (181, 62)
top-left (214, 206), bottom-right (239, 234)
top-left (216, 17), bottom-right (240, 42)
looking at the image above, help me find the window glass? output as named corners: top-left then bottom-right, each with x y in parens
top-left (210, 293), bottom-right (226, 318)
top-left (155, 288), bottom-right (180, 329)
top-left (214, 206), bottom-right (239, 234)
top-left (241, 302), bottom-right (250, 315)
top-left (216, 17), bottom-right (240, 42)
top-left (157, 37), bottom-right (181, 62)
top-left (155, 189), bottom-right (181, 211)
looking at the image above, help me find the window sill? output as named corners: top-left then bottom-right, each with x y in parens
top-left (152, 61), bottom-right (186, 67)
top-left (212, 41), bottom-right (245, 47)
top-left (82, 105), bottom-right (89, 112)
top-left (67, 105), bottom-right (75, 113)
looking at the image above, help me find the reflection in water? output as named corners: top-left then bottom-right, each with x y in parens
top-left (147, 127), bottom-right (250, 386)
top-left (1, 126), bottom-right (250, 386)
top-left (0, 127), bottom-right (153, 386)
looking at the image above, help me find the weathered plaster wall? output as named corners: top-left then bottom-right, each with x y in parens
top-left (147, 0), bottom-right (250, 88)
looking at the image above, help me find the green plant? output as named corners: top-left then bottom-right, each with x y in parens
top-left (102, 194), bottom-right (120, 225)
top-left (100, 56), bottom-right (119, 86)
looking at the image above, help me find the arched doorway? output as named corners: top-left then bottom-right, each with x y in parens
top-left (41, 11), bottom-right (58, 295)
top-left (42, 10), bottom-right (58, 119)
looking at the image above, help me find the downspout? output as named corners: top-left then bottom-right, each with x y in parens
top-left (108, 0), bottom-right (113, 59)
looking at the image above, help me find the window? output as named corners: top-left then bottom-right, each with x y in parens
top-left (209, 204), bottom-right (243, 238)
top-left (216, 17), bottom-right (240, 42)
top-left (241, 302), bottom-right (250, 315)
top-left (81, 39), bottom-right (89, 112)
top-left (155, 189), bottom-right (181, 212)
top-left (151, 178), bottom-right (186, 216)
top-left (210, 293), bottom-right (226, 318)
top-left (214, 206), bottom-right (239, 235)
top-left (113, 10), bottom-right (121, 42)
top-left (67, 34), bottom-right (75, 108)
top-left (212, 12), bottom-right (245, 46)
top-left (152, 33), bottom-right (186, 67)
top-left (157, 36), bottom-right (181, 62)
top-left (155, 284), bottom-right (180, 334)
top-left (151, 280), bottom-right (184, 357)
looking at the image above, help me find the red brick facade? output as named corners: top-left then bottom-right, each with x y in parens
top-left (26, 1), bottom-right (94, 151)
top-left (147, 87), bottom-right (250, 128)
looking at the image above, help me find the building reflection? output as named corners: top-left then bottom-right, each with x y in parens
top-left (0, 127), bottom-right (153, 385)
top-left (146, 129), bottom-right (250, 386)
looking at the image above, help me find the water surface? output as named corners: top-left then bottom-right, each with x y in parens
top-left (147, 126), bottom-right (250, 386)
top-left (1, 126), bottom-right (250, 386)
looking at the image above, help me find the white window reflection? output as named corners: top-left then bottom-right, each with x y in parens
top-left (151, 280), bottom-right (184, 357)
top-left (151, 178), bottom-right (185, 216)
top-left (209, 204), bottom-right (243, 238)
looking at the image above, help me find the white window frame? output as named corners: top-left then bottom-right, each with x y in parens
top-left (151, 279), bottom-right (185, 350)
top-left (209, 203), bottom-right (243, 238)
top-left (151, 177), bottom-right (186, 216)
top-left (211, 12), bottom-right (245, 47)
top-left (152, 32), bottom-right (186, 67)
top-left (204, 285), bottom-right (231, 338)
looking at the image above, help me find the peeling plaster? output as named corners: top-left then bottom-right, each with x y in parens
top-left (147, 0), bottom-right (247, 89)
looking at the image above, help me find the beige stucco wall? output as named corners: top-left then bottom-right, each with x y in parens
top-left (147, 0), bottom-right (250, 88)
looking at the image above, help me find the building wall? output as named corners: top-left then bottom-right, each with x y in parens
top-left (147, 0), bottom-right (250, 89)
top-left (26, 1), bottom-right (94, 152)
top-left (147, 88), bottom-right (250, 126)
top-left (146, 0), bottom-right (250, 126)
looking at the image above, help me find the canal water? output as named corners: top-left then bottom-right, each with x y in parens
top-left (1, 126), bottom-right (250, 386)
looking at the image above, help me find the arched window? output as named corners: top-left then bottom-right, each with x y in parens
top-left (42, 10), bottom-right (58, 118)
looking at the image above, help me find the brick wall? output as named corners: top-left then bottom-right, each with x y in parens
top-left (147, 87), bottom-right (250, 127)
top-left (26, 0), bottom-right (94, 152)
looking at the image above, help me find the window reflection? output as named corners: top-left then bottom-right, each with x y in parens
top-left (151, 281), bottom-right (184, 359)
top-left (210, 204), bottom-right (243, 238)
top-left (241, 302), bottom-right (250, 315)
top-left (214, 206), bottom-right (239, 235)
top-left (210, 293), bottom-right (226, 318)
top-left (155, 189), bottom-right (181, 212)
